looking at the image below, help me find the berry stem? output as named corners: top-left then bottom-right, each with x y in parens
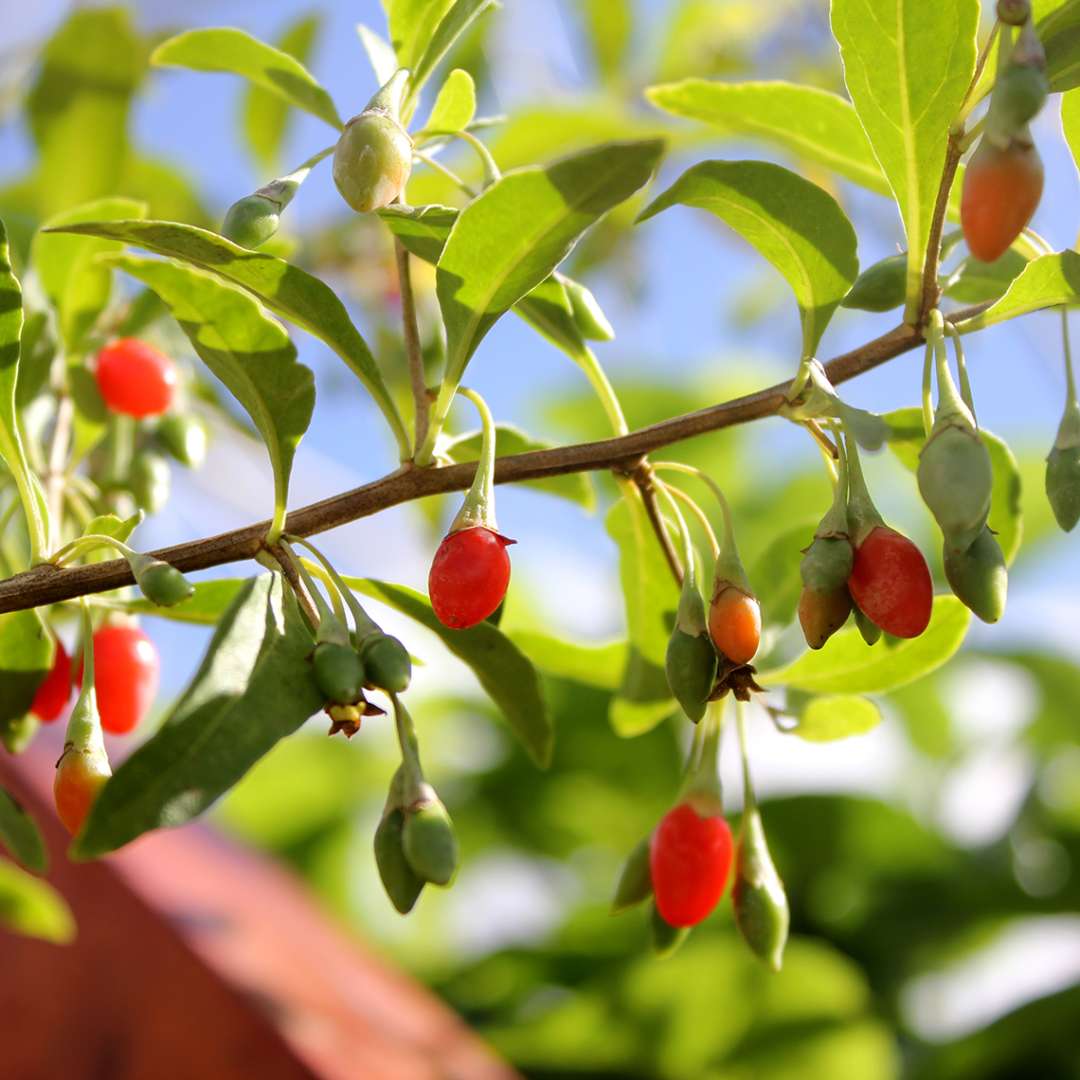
top-left (661, 482), bottom-right (719, 559)
top-left (390, 693), bottom-right (426, 804)
top-left (1055, 308), bottom-right (1080, 449)
top-left (955, 20), bottom-right (1002, 130)
top-left (63, 601), bottom-right (104, 757)
top-left (411, 149), bottom-right (476, 197)
top-left (678, 700), bottom-right (725, 816)
top-left (843, 429), bottom-right (884, 541)
top-left (922, 337), bottom-right (935, 438)
top-left (287, 534), bottom-right (383, 642)
top-left (414, 129), bottom-right (501, 187)
top-left (450, 386), bottom-right (498, 532)
top-left (734, 699), bottom-right (757, 815)
top-left (281, 539), bottom-right (349, 645)
top-left (944, 319), bottom-right (977, 419)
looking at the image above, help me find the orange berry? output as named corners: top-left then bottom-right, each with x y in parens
top-left (54, 747), bottom-right (110, 836)
top-left (960, 137), bottom-right (1043, 264)
top-left (708, 585), bottom-right (761, 665)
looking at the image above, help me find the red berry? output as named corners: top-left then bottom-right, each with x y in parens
top-left (95, 338), bottom-right (177, 418)
top-left (77, 625), bottom-right (160, 735)
top-left (30, 641), bottom-right (72, 723)
top-left (960, 138), bottom-right (1043, 263)
top-left (650, 802), bottom-right (734, 928)
top-left (847, 526), bottom-right (933, 639)
top-left (428, 526), bottom-right (513, 629)
top-left (54, 747), bottom-right (110, 836)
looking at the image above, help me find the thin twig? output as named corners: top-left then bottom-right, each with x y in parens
top-left (627, 461), bottom-right (683, 584)
top-left (394, 237), bottom-right (430, 453)
top-left (919, 132), bottom-right (966, 322)
top-left (0, 302), bottom-right (992, 615)
top-left (263, 543), bottom-right (319, 629)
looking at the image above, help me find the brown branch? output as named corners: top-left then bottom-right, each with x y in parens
top-left (0, 303), bottom-right (992, 615)
top-left (627, 461), bottom-right (683, 585)
top-left (919, 131), bottom-right (966, 321)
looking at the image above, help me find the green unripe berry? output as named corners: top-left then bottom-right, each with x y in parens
top-left (800, 535), bottom-right (854, 593)
top-left (1046, 444), bottom-right (1080, 532)
top-left (136, 560), bottom-right (194, 608)
top-left (402, 798), bottom-right (458, 886)
top-left (665, 627), bottom-right (717, 723)
top-left (333, 112), bottom-right (413, 213)
top-left (918, 422), bottom-right (993, 552)
top-left (854, 605), bottom-right (881, 646)
top-left (943, 527), bottom-right (1008, 624)
top-left (841, 254), bottom-right (907, 313)
top-left (564, 278), bottom-right (615, 341)
top-left (222, 194), bottom-right (280, 249)
top-left (374, 808), bottom-right (425, 914)
top-left (989, 63), bottom-right (1050, 137)
top-left (130, 452), bottom-right (171, 515)
top-left (156, 413), bottom-right (207, 468)
top-left (732, 808), bottom-right (789, 972)
top-left (360, 632), bottom-right (412, 693)
top-left (312, 642), bottom-right (366, 705)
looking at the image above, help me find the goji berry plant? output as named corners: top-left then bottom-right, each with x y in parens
top-left (0, 2), bottom-right (1078, 1031)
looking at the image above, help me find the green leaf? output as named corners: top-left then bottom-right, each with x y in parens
top-left (47, 221), bottom-right (409, 457)
top-left (112, 578), bottom-right (247, 625)
top-left (944, 249), bottom-right (1030, 305)
top-left (444, 422), bottom-right (594, 508)
top-left (610, 649), bottom-right (676, 738)
top-left (82, 511), bottom-right (142, 545)
top-left (106, 254), bottom-right (315, 539)
top-left (432, 139), bottom-right (663, 438)
top-left (507, 631), bottom-right (625, 690)
top-left (242, 14), bottom-right (322, 172)
top-left (831, 0), bottom-right (978, 315)
top-left (74, 575), bottom-right (323, 858)
top-left (640, 160), bottom-right (858, 357)
top-left (407, 0), bottom-right (497, 107)
top-left (788, 693), bottom-right (882, 742)
top-left (388, 0), bottom-right (455, 70)
top-left (1062, 87), bottom-right (1080, 178)
top-left (958, 251), bottom-right (1080, 331)
top-left (26, 7), bottom-right (143, 217)
top-left (0, 788), bottom-right (47, 873)
top-left (1040, 0), bottom-right (1080, 92)
top-left (32, 197), bottom-right (146, 353)
top-left (0, 221), bottom-right (47, 561)
top-left (750, 520), bottom-right (817, 631)
top-left (646, 79), bottom-right (887, 196)
top-left (884, 407), bottom-right (1023, 564)
top-left (358, 25), bottom-right (400, 86)
top-left (0, 861), bottom-right (74, 944)
top-left (347, 578), bottom-right (553, 767)
top-left (760, 596), bottom-right (970, 695)
top-left (424, 68), bottom-right (476, 132)
top-left (151, 28), bottom-right (342, 131)
top-left (579, 0), bottom-right (633, 85)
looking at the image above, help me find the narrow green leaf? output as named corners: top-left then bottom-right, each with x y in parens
top-left (760, 596), bottom-right (970, 695)
top-left (74, 575), bottom-right (323, 858)
top-left (347, 577), bottom-right (553, 767)
top-left (831, 0), bottom-right (978, 314)
top-left (106, 254), bottom-right (315, 538)
top-left (787, 693), bottom-right (882, 742)
top-left (357, 24), bottom-right (400, 86)
top-left (443, 422), bottom-right (594, 508)
top-left (507, 631), bottom-right (625, 690)
top-left (113, 578), bottom-right (247, 625)
top-left (580, 0), bottom-right (633, 85)
top-left (151, 28), bottom-right (342, 130)
top-left (434, 139), bottom-right (663, 425)
top-left (1040, 0), bottom-right (1080, 92)
top-left (0, 788), bottom-right (47, 873)
top-left (646, 79), bottom-right (887, 196)
top-left (425, 68), bottom-right (476, 133)
top-left (32, 198), bottom-right (146, 353)
top-left (408, 0), bottom-right (497, 106)
top-left (1062, 87), bottom-right (1080, 179)
top-left (0, 861), bottom-right (74, 944)
top-left (81, 511), bottom-right (143, 546)
top-left (388, 0), bottom-right (455, 71)
top-left (242, 14), bottom-right (322, 172)
top-left (640, 160), bottom-right (857, 357)
top-left (956, 252), bottom-right (1080, 330)
top-left (47, 220), bottom-right (409, 457)
top-left (0, 221), bottom-right (47, 561)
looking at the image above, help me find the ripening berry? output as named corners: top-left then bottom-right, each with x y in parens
top-left (960, 137), bottom-right (1044, 264)
top-left (798, 585), bottom-right (852, 650)
top-left (428, 527), bottom-right (513, 629)
top-left (333, 112), bottom-right (413, 213)
top-left (54, 746), bottom-right (111, 835)
top-left (707, 585), bottom-right (761, 665)
top-left (848, 526), bottom-right (933, 638)
top-left (30, 641), bottom-right (72, 723)
top-left (95, 339), bottom-right (177, 418)
top-left (650, 802), bottom-right (734, 928)
top-left (78, 625), bottom-right (160, 735)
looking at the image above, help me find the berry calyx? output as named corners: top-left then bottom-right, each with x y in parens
top-left (650, 802), bottom-right (734, 928)
top-left (31, 640), bottom-right (72, 723)
top-left (847, 526), bottom-right (933, 638)
top-left (94, 339), bottom-right (177, 418)
top-left (708, 584), bottom-right (761, 666)
top-left (429, 526), bottom-right (513, 629)
top-left (54, 744), bottom-right (111, 836)
top-left (960, 135), bottom-right (1044, 264)
top-left (78, 624), bottom-right (160, 735)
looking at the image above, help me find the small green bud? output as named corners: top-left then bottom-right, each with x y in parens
top-left (360, 632), bottom-right (412, 693)
top-left (841, 254), bottom-right (907, 313)
top-left (798, 585), bottom-right (852, 650)
top-left (800, 535), bottom-right (854, 592)
top-left (917, 421), bottom-right (993, 552)
top-left (136, 560), bottom-right (194, 608)
top-left (649, 901), bottom-right (690, 957)
top-left (1, 712), bottom-right (39, 755)
top-left (222, 194), bottom-right (280, 249)
top-left (612, 836), bottom-right (653, 913)
top-left (403, 797), bottom-right (458, 886)
top-left (130, 452), bottom-right (171, 515)
top-left (312, 642), bottom-right (366, 705)
top-left (996, 0), bottom-right (1030, 25)
top-left (944, 527), bottom-right (1008, 624)
top-left (156, 413), bottom-right (207, 468)
top-left (374, 807), bottom-right (425, 914)
top-left (563, 278), bottom-right (615, 341)
top-left (854, 605), bottom-right (881, 646)
top-left (1046, 444), bottom-right (1080, 532)
top-left (665, 628), bottom-right (717, 723)
top-left (732, 808), bottom-right (789, 972)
